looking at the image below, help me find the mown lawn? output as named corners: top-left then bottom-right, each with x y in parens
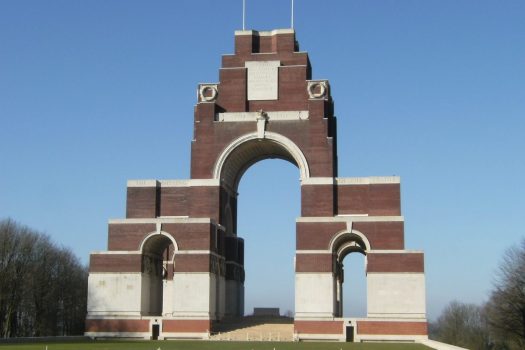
top-left (0, 340), bottom-right (432, 350)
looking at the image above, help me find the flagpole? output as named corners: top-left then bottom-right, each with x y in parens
top-left (291, 0), bottom-right (294, 28)
top-left (243, 0), bottom-right (246, 30)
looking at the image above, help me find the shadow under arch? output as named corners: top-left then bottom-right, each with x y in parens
top-left (330, 229), bottom-right (370, 318)
top-left (213, 132), bottom-right (310, 191)
top-left (139, 231), bottom-right (178, 316)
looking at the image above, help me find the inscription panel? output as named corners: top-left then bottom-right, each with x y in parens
top-left (245, 61), bottom-right (280, 100)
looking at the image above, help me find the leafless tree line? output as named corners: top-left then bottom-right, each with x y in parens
top-left (0, 218), bottom-right (87, 338)
top-left (431, 238), bottom-right (525, 350)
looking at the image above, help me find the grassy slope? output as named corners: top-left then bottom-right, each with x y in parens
top-left (0, 340), bottom-right (432, 350)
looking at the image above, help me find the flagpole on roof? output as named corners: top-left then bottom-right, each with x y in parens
top-left (291, 0), bottom-right (294, 29)
top-left (242, 0), bottom-right (246, 30)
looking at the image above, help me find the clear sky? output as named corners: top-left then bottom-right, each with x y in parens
top-left (1, 1), bottom-right (524, 321)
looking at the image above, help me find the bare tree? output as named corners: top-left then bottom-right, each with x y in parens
top-left (0, 219), bottom-right (39, 337)
top-left (486, 238), bottom-right (525, 350)
top-left (0, 218), bottom-right (87, 338)
top-left (431, 300), bottom-right (491, 349)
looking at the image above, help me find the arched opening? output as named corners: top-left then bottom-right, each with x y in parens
top-left (331, 231), bottom-right (369, 318)
top-left (140, 233), bottom-right (176, 316)
top-left (214, 132), bottom-right (310, 190)
top-left (216, 134), bottom-right (306, 319)
top-left (341, 253), bottom-right (367, 317)
top-left (237, 159), bottom-right (299, 316)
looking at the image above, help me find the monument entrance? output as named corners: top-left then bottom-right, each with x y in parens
top-left (86, 29), bottom-right (428, 342)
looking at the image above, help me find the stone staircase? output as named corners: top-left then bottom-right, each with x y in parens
top-left (210, 316), bottom-right (295, 341)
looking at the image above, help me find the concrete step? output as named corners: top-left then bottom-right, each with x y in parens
top-left (211, 318), bottom-right (294, 341)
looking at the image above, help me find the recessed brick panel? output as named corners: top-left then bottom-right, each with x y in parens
top-left (194, 101), bottom-right (217, 124)
top-left (174, 254), bottom-right (210, 273)
top-left (367, 252), bottom-right (424, 273)
top-left (294, 320), bottom-right (343, 335)
top-left (369, 184), bottom-right (401, 216)
top-left (234, 35), bottom-right (254, 55)
top-left (162, 223), bottom-right (212, 251)
top-left (357, 321), bottom-right (428, 335)
top-left (108, 223), bottom-right (156, 251)
top-left (126, 186), bottom-right (157, 218)
top-left (337, 184), bottom-right (401, 216)
top-left (295, 253), bottom-right (333, 272)
top-left (274, 33), bottom-right (296, 53)
top-left (296, 221), bottom-right (346, 250)
top-left (188, 186), bottom-right (220, 221)
top-left (89, 254), bottom-right (142, 273)
top-left (86, 319), bottom-right (149, 333)
top-left (163, 319), bottom-right (211, 333)
top-left (308, 99), bottom-right (328, 119)
top-left (337, 185), bottom-right (369, 215)
top-left (159, 187), bottom-right (189, 217)
top-left (353, 221), bottom-right (405, 250)
top-left (301, 185), bottom-right (335, 217)
top-left (217, 68), bottom-right (247, 112)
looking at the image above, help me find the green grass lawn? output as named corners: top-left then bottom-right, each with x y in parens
top-left (0, 340), bottom-right (432, 350)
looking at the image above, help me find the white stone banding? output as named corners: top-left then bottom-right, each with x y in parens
top-left (127, 179), bottom-right (221, 188)
top-left (217, 110), bottom-right (309, 122)
top-left (234, 29), bottom-right (295, 36)
top-left (296, 216), bottom-right (404, 223)
top-left (108, 218), bottom-right (215, 224)
top-left (336, 176), bottom-right (400, 185)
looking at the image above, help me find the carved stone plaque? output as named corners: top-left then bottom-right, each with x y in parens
top-left (245, 60), bottom-right (280, 100)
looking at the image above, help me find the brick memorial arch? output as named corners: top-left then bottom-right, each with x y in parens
top-left (86, 29), bottom-right (428, 342)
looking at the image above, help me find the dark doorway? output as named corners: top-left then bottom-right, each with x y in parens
top-left (152, 324), bottom-right (160, 340)
top-left (346, 326), bottom-right (354, 342)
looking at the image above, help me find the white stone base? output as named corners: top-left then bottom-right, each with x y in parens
top-left (295, 273), bottom-right (334, 318)
top-left (358, 334), bottom-right (428, 343)
top-left (162, 332), bottom-right (210, 340)
top-left (295, 333), bottom-right (343, 341)
top-left (87, 273), bottom-right (143, 316)
top-left (367, 273), bottom-right (426, 318)
top-left (85, 332), bottom-right (150, 340)
top-left (172, 273), bottom-right (214, 318)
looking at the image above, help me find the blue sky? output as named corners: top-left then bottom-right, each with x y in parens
top-left (1, 1), bottom-right (524, 320)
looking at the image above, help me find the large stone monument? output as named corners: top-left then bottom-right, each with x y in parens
top-left (86, 29), bottom-right (428, 342)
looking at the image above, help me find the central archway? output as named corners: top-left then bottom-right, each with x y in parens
top-left (215, 133), bottom-right (306, 320)
top-left (213, 132), bottom-right (310, 191)
top-left (237, 159), bottom-right (299, 316)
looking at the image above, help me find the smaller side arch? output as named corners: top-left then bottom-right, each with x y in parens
top-left (330, 229), bottom-right (370, 318)
top-left (329, 229), bottom-right (371, 260)
top-left (139, 231), bottom-right (179, 264)
top-left (139, 230), bottom-right (178, 317)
